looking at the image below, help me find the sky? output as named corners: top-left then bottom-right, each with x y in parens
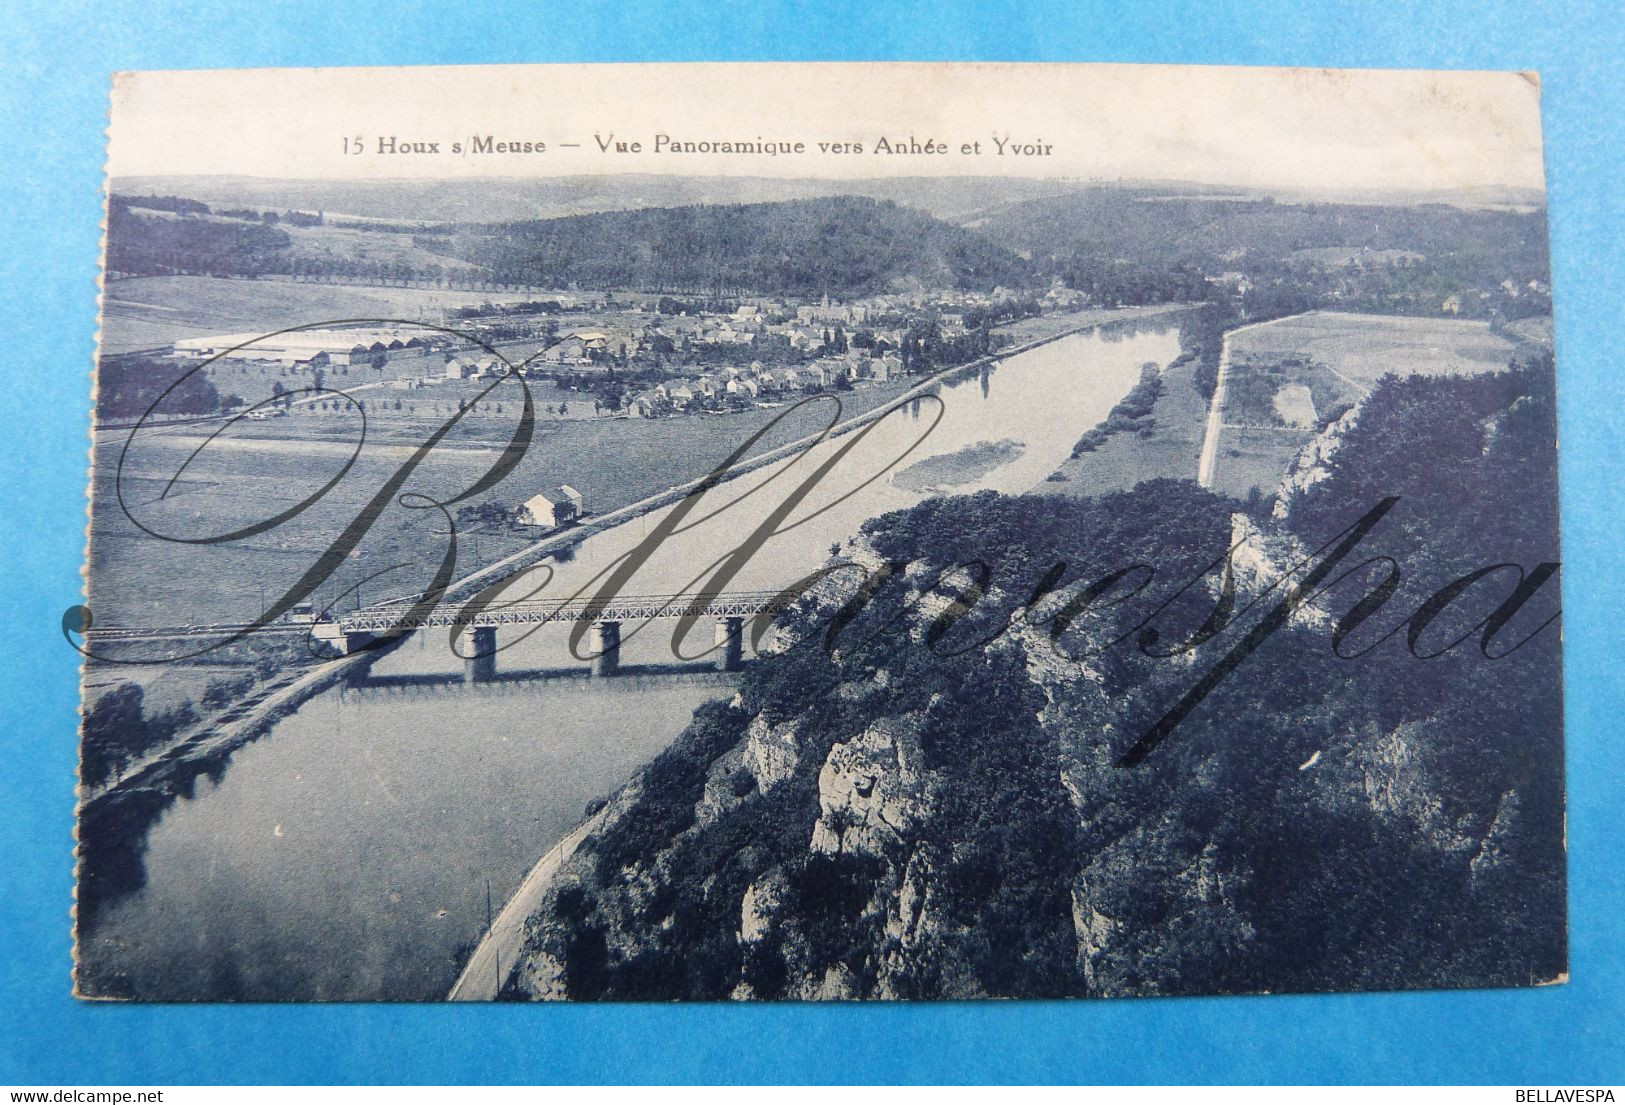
top-left (106, 62), bottom-right (1547, 194)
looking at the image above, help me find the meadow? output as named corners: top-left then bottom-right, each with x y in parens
top-left (87, 378), bottom-right (915, 629)
top-left (100, 275), bottom-right (549, 354)
top-left (1226, 310), bottom-right (1519, 387)
top-left (1206, 311), bottom-right (1523, 501)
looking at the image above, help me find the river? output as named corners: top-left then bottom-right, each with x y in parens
top-left (77, 318), bottom-right (1183, 1001)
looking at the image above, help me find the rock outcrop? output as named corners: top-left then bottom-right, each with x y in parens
top-left (505, 374), bottom-right (1565, 1001)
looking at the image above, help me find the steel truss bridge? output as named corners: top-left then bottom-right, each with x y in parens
top-left (336, 589), bottom-right (796, 635)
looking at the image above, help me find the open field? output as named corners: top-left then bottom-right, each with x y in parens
top-left (1222, 352), bottom-right (1361, 428)
top-left (87, 377), bottom-right (916, 629)
top-left (87, 306), bottom-right (1182, 630)
top-left (100, 276), bottom-right (554, 354)
top-left (1225, 310), bottom-right (1518, 386)
top-left (1206, 310), bottom-right (1520, 500)
top-left (1502, 314), bottom-right (1556, 354)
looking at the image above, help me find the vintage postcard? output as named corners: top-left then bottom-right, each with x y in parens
top-left (75, 62), bottom-right (1564, 1002)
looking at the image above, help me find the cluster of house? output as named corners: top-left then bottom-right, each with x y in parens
top-left (538, 330), bottom-right (620, 364)
top-left (442, 354), bottom-right (510, 380)
top-left (171, 283), bottom-right (1060, 374)
top-left (624, 351), bottom-right (905, 418)
top-left (529, 286), bottom-right (1042, 367)
top-left (368, 352), bottom-right (512, 390)
top-left (536, 319), bottom-right (760, 365)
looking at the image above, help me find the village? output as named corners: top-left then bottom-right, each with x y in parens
top-left (150, 282), bottom-right (1079, 427)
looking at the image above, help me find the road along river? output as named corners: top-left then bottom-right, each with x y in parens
top-left (76, 315), bottom-right (1184, 1001)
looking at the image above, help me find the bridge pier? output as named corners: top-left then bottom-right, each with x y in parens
top-left (329, 590), bottom-right (786, 672)
top-left (714, 616), bottom-right (745, 672)
top-left (459, 625), bottom-right (497, 684)
top-left (591, 620), bottom-right (622, 676)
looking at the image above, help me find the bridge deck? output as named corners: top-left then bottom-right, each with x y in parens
top-left (336, 590), bottom-right (795, 634)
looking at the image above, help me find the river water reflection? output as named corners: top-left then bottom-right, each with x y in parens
top-left (81, 319), bottom-right (1182, 1000)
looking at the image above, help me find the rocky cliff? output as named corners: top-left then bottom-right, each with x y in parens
top-left (508, 361), bottom-right (1565, 1001)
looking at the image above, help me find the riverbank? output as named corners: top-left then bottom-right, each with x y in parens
top-left (448, 808), bottom-right (609, 1001)
top-left (1041, 341), bottom-right (1210, 497)
top-left (387, 302), bottom-right (1198, 616)
top-left (74, 639), bottom-right (401, 946)
top-left (88, 304), bottom-right (1196, 630)
top-left (443, 303), bottom-right (1195, 1000)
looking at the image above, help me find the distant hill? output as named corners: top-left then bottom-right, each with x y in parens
top-left (109, 174), bottom-right (1087, 227)
top-left (976, 190), bottom-right (1550, 272)
top-left (103, 191), bottom-right (1036, 295)
top-left (433, 195), bottom-right (1037, 296)
top-left (966, 189), bottom-right (1551, 318)
top-left (110, 174), bottom-right (1545, 228)
top-left (103, 178), bottom-right (1551, 310)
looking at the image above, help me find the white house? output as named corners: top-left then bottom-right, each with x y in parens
top-left (541, 337), bottom-right (590, 364)
top-left (656, 378), bottom-right (694, 403)
top-left (518, 486), bottom-right (584, 529)
top-left (873, 354), bottom-right (903, 381)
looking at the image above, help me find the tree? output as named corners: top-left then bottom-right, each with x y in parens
top-left (96, 357), bottom-right (224, 420)
top-left (82, 683), bottom-right (145, 787)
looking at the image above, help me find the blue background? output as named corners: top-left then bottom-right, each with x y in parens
top-left (1, 0), bottom-right (1620, 1085)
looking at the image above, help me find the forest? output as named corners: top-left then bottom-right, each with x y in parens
top-left (976, 191), bottom-right (1552, 321)
top-left (434, 196), bottom-right (1034, 296)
